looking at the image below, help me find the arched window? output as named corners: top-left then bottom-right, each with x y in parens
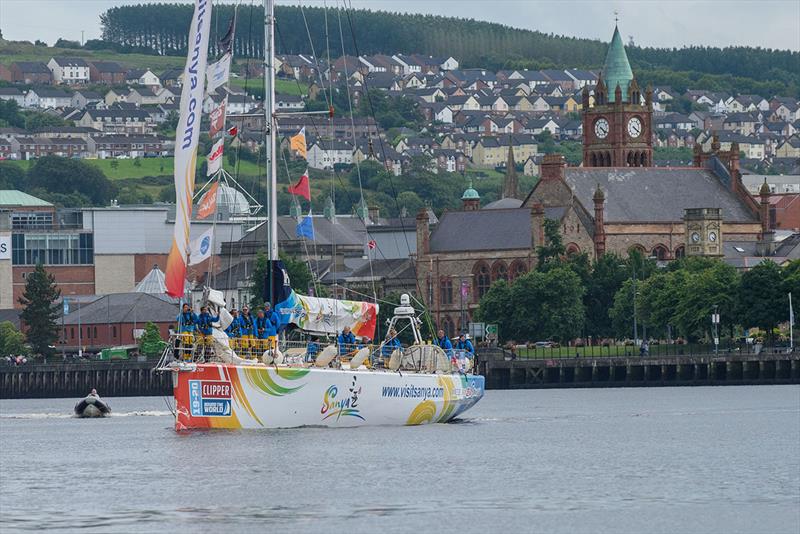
top-left (652, 244), bottom-right (669, 260)
top-left (439, 278), bottom-right (453, 306)
top-left (565, 243), bottom-right (580, 256)
top-left (440, 316), bottom-right (455, 339)
top-left (674, 245), bottom-right (685, 259)
top-left (628, 245), bottom-right (646, 257)
top-left (509, 260), bottom-right (528, 281)
top-left (491, 261), bottom-right (508, 282)
top-left (627, 151), bottom-right (634, 167)
top-left (474, 262), bottom-right (491, 300)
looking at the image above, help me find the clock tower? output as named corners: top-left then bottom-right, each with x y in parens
top-left (582, 24), bottom-right (653, 167)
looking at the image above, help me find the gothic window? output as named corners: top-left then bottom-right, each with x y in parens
top-left (474, 262), bottom-right (491, 300)
top-left (440, 316), bottom-right (455, 339)
top-left (491, 261), bottom-right (508, 282)
top-left (628, 245), bottom-right (646, 257)
top-left (509, 261), bottom-right (528, 280)
top-left (652, 245), bottom-right (669, 260)
top-left (439, 278), bottom-right (453, 306)
top-left (566, 243), bottom-right (581, 256)
top-left (674, 245), bottom-right (685, 259)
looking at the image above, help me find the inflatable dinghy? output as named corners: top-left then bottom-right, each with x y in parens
top-left (74, 393), bottom-right (111, 418)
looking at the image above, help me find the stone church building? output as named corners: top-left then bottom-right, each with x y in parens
top-left (415, 24), bottom-right (775, 337)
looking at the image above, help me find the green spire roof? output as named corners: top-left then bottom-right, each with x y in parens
top-left (461, 178), bottom-right (480, 200)
top-left (602, 25), bottom-right (634, 103)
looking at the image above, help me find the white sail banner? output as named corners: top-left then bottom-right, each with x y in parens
top-left (206, 53), bottom-right (232, 94)
top-left (165, 0), bottom-right (213, 298)
top-left (277, 293), bottom-right (378, 340)
top-left (207, 138), bottom-right (224, 175)
top-left (188, 227), bottom-right (214, 265)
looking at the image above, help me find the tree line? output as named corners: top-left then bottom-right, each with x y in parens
top-left (475, 220), bottom-right (800, 345)
top-left (95, 4), bottom-right (799, 98)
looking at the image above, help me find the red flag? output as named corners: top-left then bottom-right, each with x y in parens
top-left (367, 239), bottom-right (376, 250)
top-left (227, 125), bottom-right (238, 137)
top-left (209, 97), bottom-right (227, 138)
top-left (197, 181), bottom-right (219, 219)
top-left (288, 171), bottom-right (311, 201)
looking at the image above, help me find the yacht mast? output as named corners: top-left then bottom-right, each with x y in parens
top-left (264, 0), bottom-right (278, 261)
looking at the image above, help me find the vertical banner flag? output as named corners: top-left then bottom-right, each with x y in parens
top-left (189, 228), bottom-right (214, 265)
top-left (290, 127), bottom-right (307, 159)
top-left (218, 12), bottom-right (236, 54)
top-left (208, 96), bottom-right (227, 138)
top-left (197, 181), bottom-right (219, 219)
top-left (206, 52), bottom-right (232, 94)
top-left (207, 138), bottom-right (224, 176)
top-left (296, 211), bottom-right (315, 240)
top-left (287, 170), bottom-right (311, 201)
top-left (165, 0), bottom-right (212, 298)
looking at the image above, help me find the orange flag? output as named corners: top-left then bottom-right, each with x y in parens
top-left (197, 181), bottom-right (219, 219)
top-left (290, 127), bottom-right (307, 159)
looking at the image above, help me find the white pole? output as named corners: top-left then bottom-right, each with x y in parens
top-left (264, 0), bottom-right (278, 262)
top-left (790, 292), bottom-right (794, 351)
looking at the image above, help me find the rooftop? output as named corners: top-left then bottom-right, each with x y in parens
top-left (0, 190), bottom-right (53, 207)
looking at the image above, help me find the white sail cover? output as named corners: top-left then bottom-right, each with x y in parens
top-left (277, 293), bottom-right (378, 340)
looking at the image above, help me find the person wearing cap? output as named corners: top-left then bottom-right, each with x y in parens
top-left (197, 306), bottom-right (218, 350)
top-left (225, 309), bottom-right (241, 350)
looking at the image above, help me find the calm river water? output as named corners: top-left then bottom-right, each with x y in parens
top-left (1, 386), bottom-right (798, 533)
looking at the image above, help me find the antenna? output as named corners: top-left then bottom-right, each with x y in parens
top-left (614, 10), bottom-right (619, 24)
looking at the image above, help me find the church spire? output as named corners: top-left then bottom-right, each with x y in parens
top-left (502, 139), bottom-right (519, 200)
top-left (602, 24), bottom-right (634, 103)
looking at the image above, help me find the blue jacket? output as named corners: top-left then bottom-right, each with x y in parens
top-left (239, 313), bottom-right (254, 336)
top-left (435, 336), bottom-right (453, 352)
top-left (382, 337), bottom-right (402, 356)
top-left (337, 331), bottom-right (356, 355)
top-left (255, 315), bottom-right (277, 338)
top-left (176, 311), bottom-right (198, 333)
top-left (455, 338), bottom-right (475, 356)
top-left (266, 310), bottom-right (281, 331)
top-left (197, 312), bottom-right (218, 335)
top-left (225, 315), bottom-right (241, 337)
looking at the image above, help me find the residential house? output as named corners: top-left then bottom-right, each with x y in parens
top-left (0, 64), bottom-right (11, 82)
top-left (307, 139), bottom-right (353, 170)
top-left (71, 90), bottom-right (104, 110)
top-left (10, 62), bottom-right (53, 84)
top-left (723, 112), bottom-right (760, 136)
top-left (395, 137), bottom-right (439, 153)
top-left (47, 57), bottom-right (90, 84)
top-left (104, 89), bottom-right (128, 106)
top-left (532, 83), bottom-right (564, 97)
top-left (446, 95), bottom-right (480, 112)
top-left (564, 69), bottom-right (597, 89)
top-left (353, 142), bottom-right (402, 176)
top-left (699, 131), bottom-right (765, 160)
top-left (431, 148), bottom-right (467, 173)
top-left (89, 135), bottom-right (165, 158)
top-left (276, 93), bottom-right (304, 110)
top-left (652, 86), bottom-right (677, 102)
top-left (277, 54), bottom-right (318, 80)
top-left (412, 87), bottom-right (446, 103)
top-left (23, 87), bottom-right (72, 109)
top-left (523, 155), bottom-right (541, 176)
top-left (655, 113), bottom-right (694, 131)
top-left (0, 139), bottom-right (14, 159)
top-left (9, 136), bottom-right (90, 160)
top-left (524, 117), bottom-right (560, 136)
top-left (159, 67), bottom-right (184, 87)
top-left (392, 54), bottom-right (423, 75)
top-left (471, 135), bottom-right (538, 168)
top-left (773, 101), bottom-right (800, 122)
top-left (126, 86), bottom-right (174, 106)
top-left (439, 133), bottom-right (480, 158)
top-left (89, 61), bottom-right (127, 84)
top-left (125, 69), bottom-right (161, 87)
top-left (776, 136), bottom-right (800, 158)
top-left (0, 88), bottom-right (25, 107)
top-left (76, 108), bottom-right (154, 135)
top-left (540, 69), bottom-right (575, 91)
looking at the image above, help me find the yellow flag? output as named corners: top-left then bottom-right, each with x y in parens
top-left (290, 127), bottom-right (307, 159)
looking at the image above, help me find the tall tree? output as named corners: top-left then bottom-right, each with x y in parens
top-left (584, 254), bottom-right (628, 338)
top-left (738, 261), bottom-right (785, 341)
top-left (0, 321), bottom-right (28, 357)
top-left (18, 264), bottom-right (61, 357)
top-left (536, 218), bottom-right (565, 270)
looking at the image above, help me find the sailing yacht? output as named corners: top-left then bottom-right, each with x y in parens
top-left (157, 0), bottom-right (484, 430)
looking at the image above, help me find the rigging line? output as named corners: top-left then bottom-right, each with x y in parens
top-left (297, 1), bottom-right (331, 109)
top-left (342, 0), bottom-right (429, 317)
top-left (335, 0), bottom-right (377, 310)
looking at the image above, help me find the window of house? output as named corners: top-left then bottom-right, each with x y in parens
top-left (440, 278), bottom-right (453, 306)
top-left (492, 262), bottom-right (508, 282)
top-left (475, 264), bottom-right (491, 300)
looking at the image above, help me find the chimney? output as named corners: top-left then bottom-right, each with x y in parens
top-left (540, 153), bottom-right (566, 181)
top-left (593, 184), bottom-right (606, 258)
top-left (416, 207), bottom-right (430, 255)
top-left (368, 205), bottom-right (380, 221)
top-left (531, 202), bottom-right (545, 249)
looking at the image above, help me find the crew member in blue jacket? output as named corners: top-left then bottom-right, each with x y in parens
top-left (382, 328), bottom-right (402, 358)
top-left (338, 326), bottom-right (356, 356)
top-left (263, 303), bottom-right (281, 332)
top-left (455, 333), bottom-right (474, 357)
top-left (434, 329), bottom-right (453, 354)
top-left (225, 309), bottom-right (241, 350)
top-left (176, 303), bottom-right (198, 359)
top-left (239, 306), bottom-right (254, 357)
top-left (197, 306), bottom-right (218, 345)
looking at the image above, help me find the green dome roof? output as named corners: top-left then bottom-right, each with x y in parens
top-left (603, 25), bottom-right (634, 103)
top-left (461, 187), bottom-right (480, 200)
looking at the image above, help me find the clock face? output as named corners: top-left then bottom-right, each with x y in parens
top-left (594, 118), bottom-right (609, 139)
top-left (691, 232), bottom-right (701, 243)
top-left (627, 117), bottom-right (643, 138)
top-left (708, 231), bottom-right (717, 242)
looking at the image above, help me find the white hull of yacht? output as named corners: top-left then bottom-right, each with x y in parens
top-left (171, 363), bottom-right (484, 430)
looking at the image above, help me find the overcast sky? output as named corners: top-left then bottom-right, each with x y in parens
top-left (1, 0), bottom-right (798, 51)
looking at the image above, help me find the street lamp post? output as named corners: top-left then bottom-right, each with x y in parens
top-left (632, 262), bottom-right (638, 347)
top-left (712, 305), bottom-right (720, 355)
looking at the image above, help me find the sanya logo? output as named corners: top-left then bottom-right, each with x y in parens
top-left (320, 376), bottom-right (364, 421)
